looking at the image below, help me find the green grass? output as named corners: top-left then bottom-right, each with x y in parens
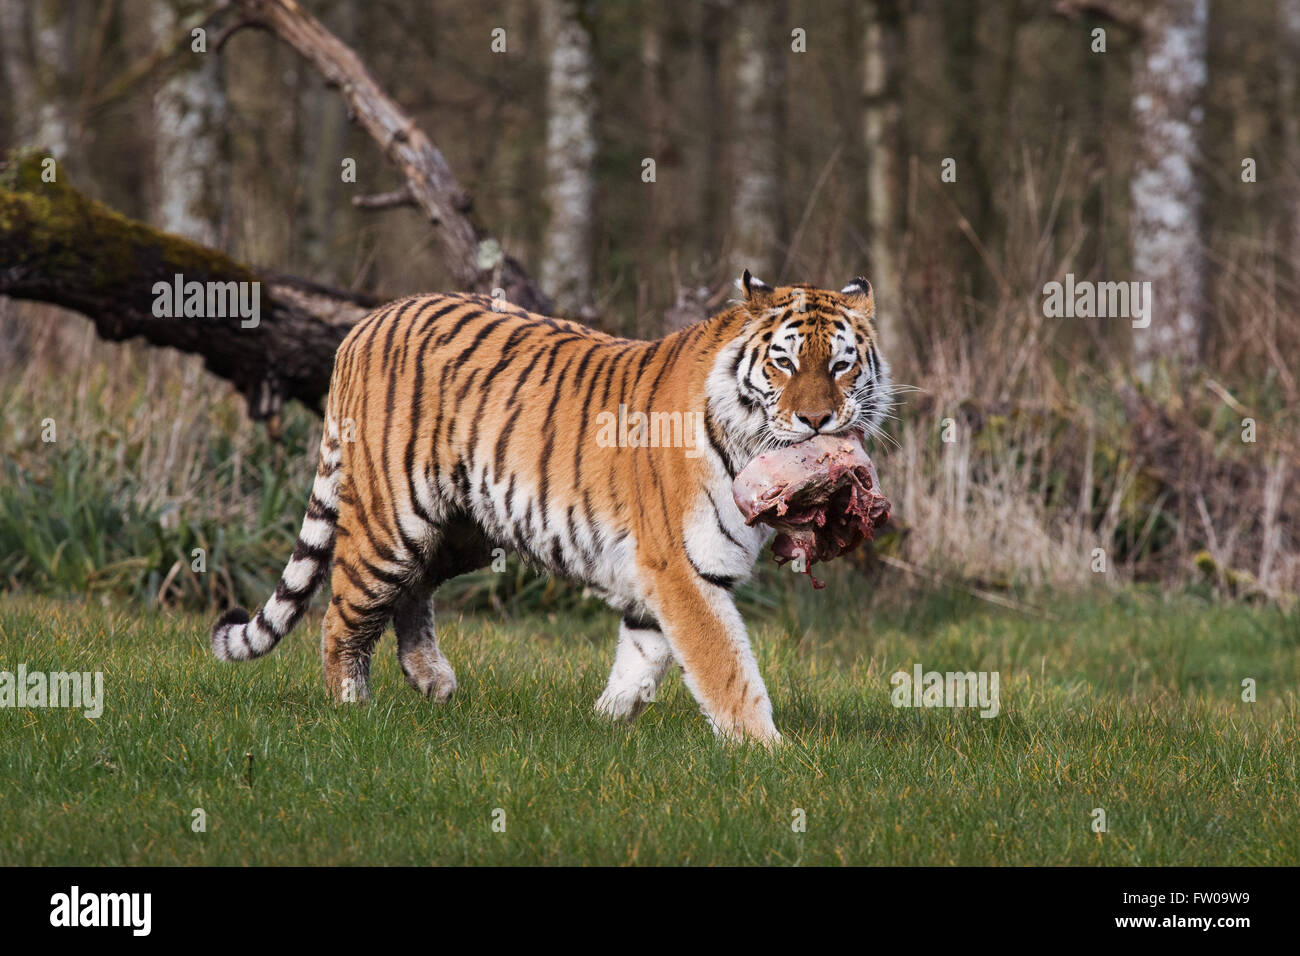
top-left (1, 581), bottom-right (1297, 865)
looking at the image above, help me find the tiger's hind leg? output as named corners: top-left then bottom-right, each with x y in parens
top-left (321, 592), bottom-right (393, 703)
top-left (320, 513), bottom-right (423, 703)
top-left (595, 614), bottom-right (674, 721)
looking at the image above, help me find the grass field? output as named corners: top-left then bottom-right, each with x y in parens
top-left (1, 578), bottom-right (1298, 865)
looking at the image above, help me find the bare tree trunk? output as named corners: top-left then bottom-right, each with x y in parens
top-left (149, 0), bottom-right (229, 245)
top-left (640, 9), bottom-right (667, 333)
top-left (1130, 0), bottom-right (1209, 374)
top-left (296, 0), bottom-right (356, 278)
top-left (940, 0), bottom-right (991, 302)
top-left (1280, 0), bottom-right (1300, 283)
top-left (727, 0), bottom-right (787, 281)
top-left (696, 0), bottom-right (727, 259)
top-left (862, 0), bottom-right (904, 350)
top-left (0, 0), bottom-right (82, 157)
top-left (539, 0), bottom-right (597, 315)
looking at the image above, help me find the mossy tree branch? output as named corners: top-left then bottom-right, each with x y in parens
top-left (0, 152), bottom-right (377, 419)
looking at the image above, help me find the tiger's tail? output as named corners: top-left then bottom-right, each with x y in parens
top-left (210, 416), bottom-right (342, 661)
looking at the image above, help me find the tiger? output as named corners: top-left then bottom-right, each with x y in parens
top-left (210, 271), bottom-right (891, 744)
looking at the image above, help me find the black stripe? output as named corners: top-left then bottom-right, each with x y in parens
top-left (449, 314), bottom-right (514, 368)
top-left (334, 557), bottom-right (383, 603)
top-left (252, 607), bottom-right (286, 639)
top-left (274, 569), bottom-right (319, 604)
top-left (291, 538), bottom-right (333, 564)
top-left (354, 503), bottom-right (403, 567)
top-left (706, 490), bottom-right (745, 548)
top-left (703, 409), bottom-right (738, 478)
top-left (465, 378), bottom-right (493, 478)
top-left (381, 297), bottom-right (422, 375)
top-left (429, 361), bottom-right (456, 492)
top-left (569, 343), bottom-right (599, 401)
top-left (349, 297), bottom-right (408, 341)
top-left (354, 332), bottom-right (408, 560)
top-left (417, 298), bottom-right (472, 337)
top-left (581, 489), bottom-right (606, 555)
top-left (359, 556), bottom-right (408, 587)
top-left (331, 594), bottom-right (362, 630)
top-left (429, 302), bottom-right (485, 349)
top-left (687, 554), bottom-right (735, 590)
top-left (508, 340), bottom-right (550, 406)
top-left (537, 428), bottom-right (556, 530)
top-left (644, 332), bottom-right (690, 411)
top-left (565, 503), bottom-right (598, 574)
top-left (548, 537), bottom-right (568, 576)
top-left (450, 461), bottom-right (472, 499)
top-left (454, 367), bottom-right (482, 405)
top-left (610, 344), bottom-right (638, 423)
top-left (573, 347), bottom-right (611, 485)
top-left (731, 343), bottom-right (748, 380)
top-left (650, 462), bottom-right (679, 547)
top-left (495, 405), bottom-right (522, 480)
top-left (537, 334), bottom-right (580, 385)
top-left (403, 331), bottom-right (436, 526)
top-left (537, 349), bottom-right (581, 526)
top-left (307, 495), bottom-right (338, 523)
top-left (481, 326), bottom-right (534, 382)
top-left (633, 341), bottom-right (658, 380)
top-left (378, 348), bottom-right (426, 558)
top-left (598, 345), bottom-right (630, 409)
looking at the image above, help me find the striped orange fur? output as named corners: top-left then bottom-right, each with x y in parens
top-left (211, 271), bottom-right (891, 743)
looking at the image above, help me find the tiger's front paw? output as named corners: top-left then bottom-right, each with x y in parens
top-left (595, 676), bottom-right (657, 722)
top-left (716, 721), bottom-right (783, 748)
top-left (706, 706), bottom-right (782, 748)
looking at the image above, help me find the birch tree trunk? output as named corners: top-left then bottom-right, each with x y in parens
top-left (1130, 0), bottom-right (1209, 374)
top-left (862, 0), bottom-right (904, 350)
top-left (0, 0), bottom-right (83, 157)
top-left (727, 0), bottom-right (787, 282)
top-left (149, 0), bottom-right (229, 246)
top-left (539, 0), bottom-right (597, 315)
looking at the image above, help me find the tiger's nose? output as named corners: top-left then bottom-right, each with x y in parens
top-left (797, 411), bottom-right (833, 432)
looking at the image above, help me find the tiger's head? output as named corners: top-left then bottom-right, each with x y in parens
top-left (710, 271), bottom-right (892, 457)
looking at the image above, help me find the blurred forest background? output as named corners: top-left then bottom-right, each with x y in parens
top-left (1, 0), bottom-right (1298, 614)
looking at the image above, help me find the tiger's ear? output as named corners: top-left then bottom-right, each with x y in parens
top-left (840, 276), bottom-right (872, 298)
top-left (840, 276), bottom-right (874, 310)
top-left (738, 269), bottom-right (775, 304)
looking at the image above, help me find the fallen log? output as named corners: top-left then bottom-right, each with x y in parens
top-left (0, 152), bottom-right (371, 418)
top-left (1, 0), bottom-right (556, 418)
top-left (0, 152), bottom-right (696, 420)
